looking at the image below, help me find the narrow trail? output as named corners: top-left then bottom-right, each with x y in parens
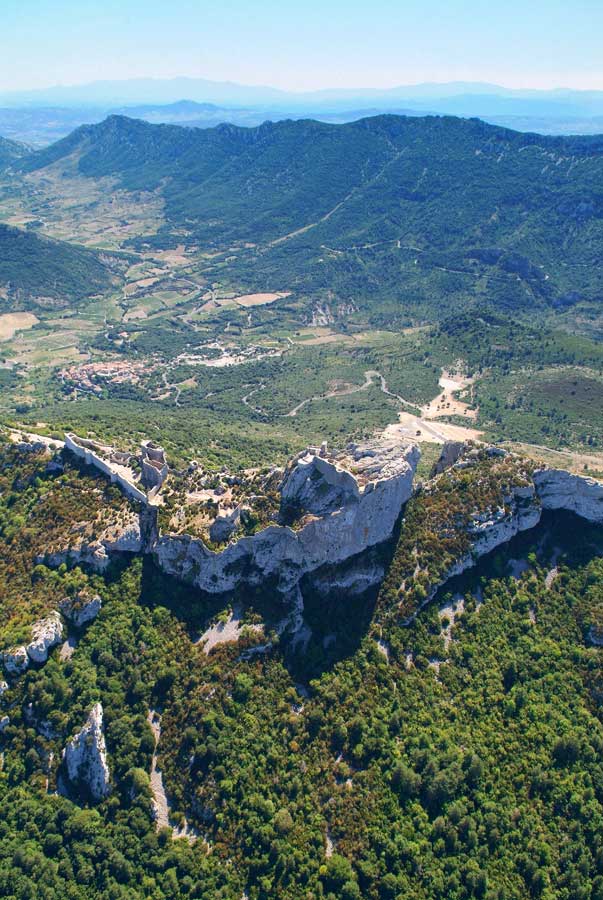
top-left (147, 710), bottom-right (170, 830)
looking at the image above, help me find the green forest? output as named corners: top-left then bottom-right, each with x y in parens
top-left (1, 442), bottom-right (603, 899)
top-left (0, 225), bottom-right (120, 311)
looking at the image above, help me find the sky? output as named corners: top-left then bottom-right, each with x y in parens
top-left (2, 0), bottom-right (603, 93)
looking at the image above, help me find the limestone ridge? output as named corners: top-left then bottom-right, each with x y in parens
top-left (45, 434), bottom-right (603, 618)
top-left (151, 438), bottom-right (420, 598)
top-left (52, 434), bottom-right (419, 632)
top-left (59, 592), bottom-right (102, 628)
top-left (1, 613), bottom-right (64, 675)
top-left (62, 703), bottom-right (111, 801)
top-left (406, 455), bottom-right (603, 623)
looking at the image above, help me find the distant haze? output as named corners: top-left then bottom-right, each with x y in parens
top-left (4, 79), bottom-right (603, 115)
top-left (3, 79), bottom-right (603, 147)
top-left (1, 0), bottom-right (602, 94)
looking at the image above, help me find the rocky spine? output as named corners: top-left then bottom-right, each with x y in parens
top-left (62, 703), bottom-right (111, 801)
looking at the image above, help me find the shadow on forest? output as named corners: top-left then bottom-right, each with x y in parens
top-left (131, 509), bottom-right (408, 683)
top-left (128, 508), bottom-right (603, 684)
top-left (433, 509), bottom-right (603, 604)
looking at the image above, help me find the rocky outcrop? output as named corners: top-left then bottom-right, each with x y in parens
top-left (26, 612), bottom-right (64, 664)
top-left (153, 439), bottom-right (420, 598)
top-left (38, 515), bottom-right (142, 573)
top-left (2, 646), bottom-right (29, 676)
top-left (415, 482), bottom-right (541, 612)
top-left (209, 505), bottom-right (245, 543)
top-left (60, 592), bottom-right (102, 628)
top-left (99, 518), bottom-right (143, 555)
top-left (534, 468), bottom-right (603, 523)
top-left (0, 715), bottom-right (9, 733)
top-left (62, 703), bottom-right (111, 801)
top-left (467, 484), bottom-right (541, 555)
top-left (412, 460), bottom-right (603, 619)
top-left (3, 613), bottom-right (65, 676)
top-left (431, 441), bottom-right (467, 477)
top-left (280, 451), bottom-right (360, 517)
top-left (0, 681), bottom-right (8, 696)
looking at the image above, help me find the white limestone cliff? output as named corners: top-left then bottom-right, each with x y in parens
top-left (153, 439), bottom-right (420, 597)
top-left (412, 462), bottom-right (603, 619)
top-left (26, 612), bottom-right (64, 664)
top-left (62, 702), bottom-right (111, 801)
top-left (37, 514), bottom-right (142, 573)
top-left (100, 518), bottom-right (143, 554)
top-left (534, 468), bottom-right (603, 523)
top-left (24, 432), bottom-right (603, 641)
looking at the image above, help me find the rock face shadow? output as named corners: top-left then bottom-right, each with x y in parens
top-left (432, 509), bottom-right (603, 606)
top-left (137, 527), bottom-right (403, 681)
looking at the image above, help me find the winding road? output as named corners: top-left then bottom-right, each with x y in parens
top-left (284, 369), bottom-right (416, 418)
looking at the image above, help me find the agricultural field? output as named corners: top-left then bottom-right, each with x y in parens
top-left (3, 277), bottom-right (603, 471)
top-left (2, 114), bottom-right (603, 473)
top-left (0, 311), bottom-right (38, 340)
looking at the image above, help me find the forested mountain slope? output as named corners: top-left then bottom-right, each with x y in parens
top-left (18, 113), bottom-right (603, 316)
top-left (0, 224), bottom-right (122, 311)
top-left (0, 135), bottom-right (29, 169)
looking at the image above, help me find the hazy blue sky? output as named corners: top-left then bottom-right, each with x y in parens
top-left (2, 0), bottom-right (602, 92)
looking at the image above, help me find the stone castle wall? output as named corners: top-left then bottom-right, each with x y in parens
top-left (64, 433), bottom-right (148, 504)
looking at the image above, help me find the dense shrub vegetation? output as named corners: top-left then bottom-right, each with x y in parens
top-left (1, 445), bottom-right (603, 899)
top-left (0, 224), bottom-right (119, 310)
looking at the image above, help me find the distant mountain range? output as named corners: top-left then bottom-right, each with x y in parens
top-left (4, 77), bottom-right (603, 115)
top-left (0, 101), bottom-right (427, 147)
top-left (10, 112), bottom-right (603, 320)
top-left (2, 79), bottom-right (603, 146)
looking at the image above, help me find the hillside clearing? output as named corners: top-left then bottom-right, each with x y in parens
top-left (0, 312), bottom-right (39, 340)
